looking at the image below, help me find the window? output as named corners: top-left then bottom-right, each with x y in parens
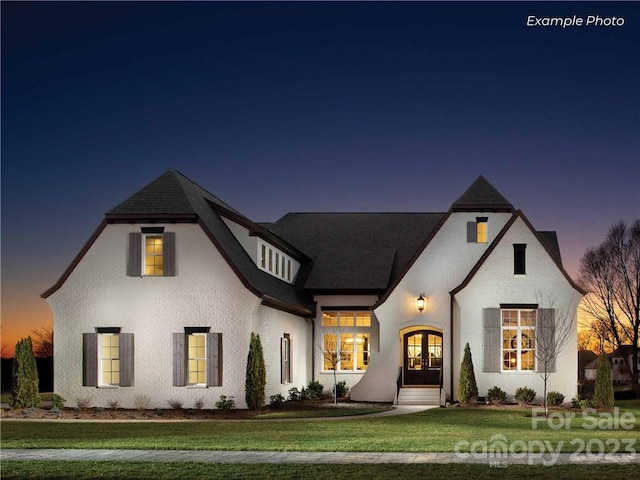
top-left (502, 309), bottom-right (536, 371)
top-left (188, 334), bottom-right (207, 385)
top-left (257, 240), bottom-right (295, 283)
top-left (322, 311), bottom-right (372, 372)
top-left (514, 244), bottom-right (527, 275)
top-left (173, 330), bottom-right (222, 387)
top-left (467, 218), bottom-right (488, 243)
top-left (127, 231), bottom-right (175, 277)
top-left (281, 333), bottom-right (291, 384)
top-left (82, 330), bottom-right (134, 387)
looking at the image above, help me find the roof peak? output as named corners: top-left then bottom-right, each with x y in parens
top-left (451, 176), bottom-right (514, 212)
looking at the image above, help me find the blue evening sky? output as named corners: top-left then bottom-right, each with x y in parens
top-left (2, 1), bottom-right (638, 351)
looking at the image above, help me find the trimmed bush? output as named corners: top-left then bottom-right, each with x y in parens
top-left (245, 332), bottom-right (266, 410)
top-left (593, 352), bottom-right (614, 409)
top-left (215, 395), bottom-right (235, 410)
top-left (547, 391), bottom-right (565, 406)
top-left (307, 381), bottom-right (324, 399)
top-left (288, 387), bottom-right (301, 401)
top-left (51, 394), bottom-right (66, 411)
top-left (486, 386), bottom-right (507, 405)
top-left (334, 380), bottom-right (349, 398)
top-left (9, 337), bottom-right (41, 409)
top-left (269, 393), bottom-right (285, 408)
top-left (514, 387), bottom-right (536, 406)
top-left (457, 343), bottom-right (478, 405)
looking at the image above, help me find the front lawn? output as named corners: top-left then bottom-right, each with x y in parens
top-left (2, 400), bottom-right (639, 453)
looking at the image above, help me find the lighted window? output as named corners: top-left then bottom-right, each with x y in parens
top-left (502, 309), bottom-right (535, 371)
top-left (100, 334), bottom-right (120, 386)
top-left (144, 235), bottom-right (164, 276)
top-left (322, 311), bottom-right (372, 372)
top-left (188, 334), bottom-right (206, 385)
top-left (477, 220), bottom-right (487, 243)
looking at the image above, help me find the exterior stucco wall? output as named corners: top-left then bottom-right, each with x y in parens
top-left (351, 212), bottom-right (512, 402)
top-left (454, 217), bottom-right (582, 403)
top-left (48, 223), bottom-right (310, 409)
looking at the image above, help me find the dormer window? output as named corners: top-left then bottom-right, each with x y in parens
top-left (127, 229), bottom-right (176, 277)
top-left (467, 217), bottom-right (488, 243)
top-left (257, 239), bottom-right (295, 283)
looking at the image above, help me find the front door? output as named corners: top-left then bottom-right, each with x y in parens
top-left (403, 330), bottom-right (443, 385)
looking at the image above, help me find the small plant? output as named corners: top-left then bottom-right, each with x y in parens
top-left (167, 399), bottom-right (184, 409)
top-left (107, 400), bottom-right (119, 410)
top-left (133, 395), bottom-right (151, 411)
top-left (76, 395), bottom-right (93, 409)
top-left (95, 407), bottom-right (104, 413)
top-left (155, 408), bottom-right (164, 416)
top-left (50, 407), bottom-right (61, 415)
top-left (579, 398), bottom-right (595, 409)
top-left (51, 394), bottom-right (66, 411)
top-left (547, 391), bottom-right (565, 407)
top-left (486, 386), bottom-right (507, 405)
top-left (307, 381), bottom-right (324, 398)
top-left (514, 387), bottom-right (536, 406)
top-left (334, 380), bottom-right (349, 398)
top-left (22, 407), bottom-right (37, 417)
top-left (288, 387), bottom-right (301, 401)
top-left (215, 395), bottom-right (235, 410)
top-left (269, 393), bottom-right (285, 409)
top-left (73, 406), bottom-right (81, 414)
top-left (194, 396), bottom-right (205, 410)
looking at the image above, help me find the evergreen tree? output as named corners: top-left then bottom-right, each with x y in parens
top-left (593, 351), bottom-right (614, 409)
top-left (10, 337), bottom-right (41, 408)
top-left (457, 342), bottom-right (478, 405)
top-left (245, 332), bottom-right (266, 410)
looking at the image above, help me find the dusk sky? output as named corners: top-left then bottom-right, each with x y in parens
top-left (2, 2), bottom-right (639, 356)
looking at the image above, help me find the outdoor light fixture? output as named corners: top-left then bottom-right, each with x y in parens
top-left (416, 294), bottom-right (426, 313)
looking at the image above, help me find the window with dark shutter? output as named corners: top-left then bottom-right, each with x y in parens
top-left (127, 231), bottom-right (176, 277)
top-left (483, 309), bottom-right (501, 372)
top-left (173, 331), bottom-right (223, 387)
top-left (83, 333), bottom-right (98, 386)
top-left (84, 331), bottom-right (134, 387)
top-left (537, 309), bottom-right (556, 373)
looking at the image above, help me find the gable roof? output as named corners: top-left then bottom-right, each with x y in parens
top-left (268, 213), bottom-right (445, 292)
top-left (452, 175), bottom-right (514, 212)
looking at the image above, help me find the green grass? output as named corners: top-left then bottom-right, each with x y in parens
top-left (2, 400), bottom-right (639, 453)
top-left (1, 461), bottom-right (638, 480)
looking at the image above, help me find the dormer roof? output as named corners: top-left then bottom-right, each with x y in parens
top-left (452, 175), bottom-right (514, 212)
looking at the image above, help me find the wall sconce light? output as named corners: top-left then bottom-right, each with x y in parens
top-left (416, 294), bottom-right (426, 313)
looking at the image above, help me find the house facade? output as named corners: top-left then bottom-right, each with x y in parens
top-left (43, 171), bottom-right (584, 408)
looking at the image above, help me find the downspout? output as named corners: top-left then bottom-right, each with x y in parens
top-left (310, 316), bottom-right (315, 383)
top-left (450, 293), bottom-right (455, 402)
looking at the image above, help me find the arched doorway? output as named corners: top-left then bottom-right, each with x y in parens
top-left (403, 330), bottom-right (443, 386)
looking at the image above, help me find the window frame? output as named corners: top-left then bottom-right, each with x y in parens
top-left (321, 310), bottom-right (372, 373)
top-left (513, 244), bottom-right (527, 275)
top-left (98, 333), bottom-right (120, 387)
top-left (187, 333), bottom-right (207, 386)
top-left (501, 309), bottom-right (536, 372)
top-left (143, 234), bottom-right (164, 277)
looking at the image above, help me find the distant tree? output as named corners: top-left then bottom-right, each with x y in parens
top-left (245, 333), bottom-right (266, 410)
top-left (10, 337), bottom-right (41, 408)
top-left (31, 327), bottom-right (53, 359)
top-left (593, 352), bottom-right (614, 409)
top-left (458, 343), bottom-right (478, 405)
top-left (579, 220), bottom-right (640, 392)
top-left (1, 343), bottom-right (9, 359)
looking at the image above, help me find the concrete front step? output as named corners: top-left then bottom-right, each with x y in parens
top-left (397, 387), bottom-right (441, 405)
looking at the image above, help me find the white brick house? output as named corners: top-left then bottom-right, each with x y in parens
top-left (43, 171), bottom-right (584, 408)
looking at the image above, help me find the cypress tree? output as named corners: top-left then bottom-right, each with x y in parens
top-left (458, 342), bottom-right (478, 405)
top-left (593, 351), bottom-right (614, 409)
top-left (245, 332), bottom-right (266, 410)
top-left (10, 337), bottom-right (41, 408)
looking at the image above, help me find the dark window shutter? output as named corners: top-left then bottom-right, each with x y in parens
top-left (281, 335), bottom-right (291, 384)
top-left (172, 333), bottom-right (187, 387)
top-left (288, 337), bottom-right (292, 383)
top-left (207, 333), bottom-right (223, 387)
top-left (127, 233), bottom-right (142, 277)
top-left (83, 333), bottom-right (98, 386)
top-left (537, 309), bottom-right (556, 373)
top-left (467, 222), bottom-right (477, 243)
top-left (163, 232), bottom-right (176, 276)
top-left (119, 333), bottom-right (135, 387)
top-left (483, 308), bottom-right (501, 372)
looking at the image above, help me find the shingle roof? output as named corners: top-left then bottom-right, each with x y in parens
top-left (268, 213), bottom-right (445, 291)
top-left (452, 175), bottom-right (514, 211)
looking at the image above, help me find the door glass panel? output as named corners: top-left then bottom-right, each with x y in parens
top-left (428, 334), bottom-right (442, 368)
top-left (407, 333), bottom-right (422, 370)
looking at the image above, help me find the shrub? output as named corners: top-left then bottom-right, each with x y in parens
top-left (245, 332), bottom-right (266, 410)
top-left (300, 387), bottom-right (311, 400)
top-left (95, 407), bottom-right (104, 413)
top-left (133, 395), bottom-right (151, 411)
top-left (51, 394), bottom-right (66, 411)
top-left (194, 396), bottom-right (205, 410)
top-left (50, 407), bottom-right (61, 415)
top-left (547, 391), bottom-right (565, 406)
top-left (307, 381), bottom-right (324, 399)
top-left (10, 337), bottom-right (41, 409)
top-left (167, 399), bottom-right (183, 409)
top-left (334, 380), bottom-right (349, 398)
top-left (593, 352), bottom-right (614, 409)
top-left (288, 387), bottom-right (301, 401)
top-left (76, 395), bottom-right (93, 409)
top-left (215, 395), bottom-right (235, 410)
top-left (514, 387), bottom-right (536, 406)
top-left (269, 393), bottom-right (285, 408)
top-left (457, 343), bottom-right (478, 405)
top-left (486, 386), bottom-right (507, 405)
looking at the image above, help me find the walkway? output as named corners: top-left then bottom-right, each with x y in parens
top-left (3, 449), bottom-right (638, 465)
